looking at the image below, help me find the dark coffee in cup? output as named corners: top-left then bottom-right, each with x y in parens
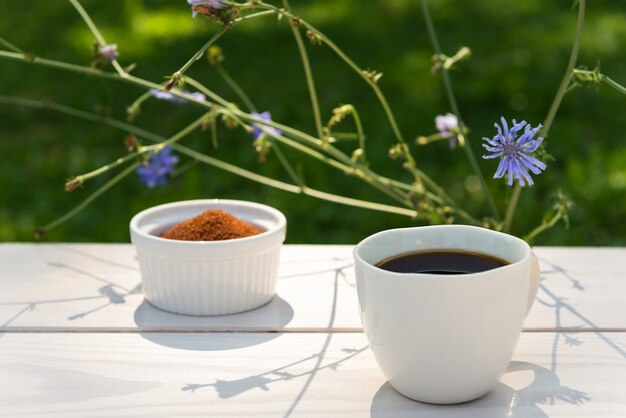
top-left (376, 250), bottom-right (509, 275)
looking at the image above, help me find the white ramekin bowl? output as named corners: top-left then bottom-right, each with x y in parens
top-left (130, 199), bottom-right (287, 315)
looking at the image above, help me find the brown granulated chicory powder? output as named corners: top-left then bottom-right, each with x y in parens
top-left (161, 209), bottom-right (262, 241)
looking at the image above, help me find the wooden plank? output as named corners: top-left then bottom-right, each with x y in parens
top-left (1, 244), bottom-right (625, 331)
top-left (0, 244), bottom-right (358, 332)
top-left (0, 332), bottom-right (624, 417)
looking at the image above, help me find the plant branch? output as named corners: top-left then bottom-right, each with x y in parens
top-left (281, 0), bottom-right (324, 139)
top-left (420, 0), bottom-right (499, 222)
top-left (573, 69), bottom-right (626, 94)
top-left (250, 2), bottom-right (409, 157)
top-left (542, 0), bottom-right (586, 137)
top-left (2, 95), bottom-right (419, 218)
top-left (68, 0), bottom-right (126, 76)
top-left (38, 162), bottom-right (139, 235)
top-left (167, 28), bottom-right (227, 88)
top-left (0, 36), bottom-right (24, 54)
top-left (503, 0), bottom-right (586, 234)
top-left (215, 64), bottom-right (256, 112)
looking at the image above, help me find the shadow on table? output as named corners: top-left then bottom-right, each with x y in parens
top-left (133, 295), bottom-right (294, 350)
top-left (370, 361), bottom-right (590, 418)
top-left (536, 257), bottom-right (626, 364)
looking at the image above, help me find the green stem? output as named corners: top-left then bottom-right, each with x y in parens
top-left (602, 74), bottom-right (626, 94)
top-left (503, 0), bottom-right (586, 233)
top-left (0, 36), bottom-right (24, 54)
top-left (350, 106), bottom-right (366, 162)
top-left (503, 185), bottom-right (521, 233)
top-left (542, 0), bottom-right (586, 137)
top-left (0, 48), bottom-right (425, 211)
top-left (523, 212), bottom-right (564, 243)
top-left (281, 0), bottom-right (324, 139)
top-left (328, 132), bottom-right (359, 140)
top-left (573, 69), bottom-right (626, 94)
top-left (126, 90), bottom-right (153, 120)
top-left (420, 0), bottom-right (499, 222)
top-left (271, 143), bottom-right (306, 188)
top-left (215, 64), bottom-right (256, 112)
top-left (3, 95), bottom-right (419, 219)
top-left (1, 24), bottom-right (451, 209)
top-left (73, 147), bottom-right (154, 183)
top-left (252, 2), bottom-right (408, 153)
top-left (0, 38), bottom-right (410, 209)
top-left (188, 76), bottom-right (413, 204)
top-left (0, 45), bottom-right (473, 221)
top-left (68, 0), bottom-right (126, 76)
top-left (169, 28), bottom-right (227, 86)
top-left (177, 144), bottom-right (417, 216)
top-left (39, 162), bottom-right (139, 235)
top-left (242, 3), bottom-right (469, 208)
top-left (212, 106), bottom-right (412, 206)
top-left (73, 113), bottom-right (208, 184)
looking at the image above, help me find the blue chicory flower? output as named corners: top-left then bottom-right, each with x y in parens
top-left (136, 146), bottom-right (179, 188)
top-left (187, 0), bottom-right (227, 18)
top-left (435, 113), bottom-right (459, 149)
top-left (99, 44), bottom-right (118, 61)
top-left (251, 111), bottom-right (282, 140)
top-left (482, 117), bottom-right (546, 187)
top-left (149, 89), bottom-right (206, 105)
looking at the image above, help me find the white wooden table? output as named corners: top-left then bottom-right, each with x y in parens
top-left (0, 244), bottom-right (625, 417)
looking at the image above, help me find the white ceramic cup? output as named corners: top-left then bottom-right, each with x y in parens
top-left (353, 225), bottom-right (540, 404)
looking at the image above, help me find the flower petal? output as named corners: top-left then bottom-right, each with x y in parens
top-left (494, 157), bottom-right (508, 178)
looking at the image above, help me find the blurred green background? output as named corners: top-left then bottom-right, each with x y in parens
top-left (1, 0), bottom-right (625, 245)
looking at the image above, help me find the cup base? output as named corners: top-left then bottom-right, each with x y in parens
top-left (145, 293), bottom-right (276, 317)
top-left (389, 380), bottom-right (494, 405)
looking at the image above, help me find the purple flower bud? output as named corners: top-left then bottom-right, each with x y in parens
top-left (149, 89), bottom-right (206, 105)
top-left (251, 111), bottom-right (282, 140)
top-left (187, 0), bottom-right (227, 18)
top-left (99, 44), bottom-right (118, 61)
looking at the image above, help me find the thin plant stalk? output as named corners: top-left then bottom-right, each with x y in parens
top-left (0, 18), bottom-right (477, 223)
top-left (281, 0), bottom-right (324, 139)
top-left (168, 28), bottom-right (227, 86)
top-left (542, 0), bottom-right (586, 137)
top-left (68, 0), bottom-right (127, 76)
top-left (215, 64), bottom-right (256, 112)
top-left (250, 2), bottom-right (411, 159)
top-left (127, 90), bottom-right (154, 119)
top-left (420, 0), bottom-right (500, 222)
top-left (1, 95), bottom-right (419, 219)
top-left (0, 36), bottom-right (24, 54)
top-left (523, 211), bottom-right (565, 243)
top-left (503, 0), bottom-right (586, 233)
top-left (71, 114), bottom-right (209, 186)
top-left (185, 76), bottom-right (414, 204)
top-left (213, 65), bottom-right (306, 190)
top-left (271, 143), bottom-right (306, 189)
top-left (0, 49), bottom-right (420, 207)
top-left (38, 162), bottom-right (139, 235)
top-left (573, 70), bottom-right (626, 94)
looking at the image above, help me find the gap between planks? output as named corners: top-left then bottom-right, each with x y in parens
top-left (1, 327), bottom-right (626, 333)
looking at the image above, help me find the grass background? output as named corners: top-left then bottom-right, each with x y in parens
top-left (1, 0), bottom-right (625, 245)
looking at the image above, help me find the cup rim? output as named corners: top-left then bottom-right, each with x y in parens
top-left (353, 225), bottom-right (532, 280)
top-left (130, 199), bottom-right (286, 247)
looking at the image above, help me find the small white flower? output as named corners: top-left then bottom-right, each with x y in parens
top-left (99, 44), bottom-right (118, 61)
top-left (435, 113), bottom-right (458, 135)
